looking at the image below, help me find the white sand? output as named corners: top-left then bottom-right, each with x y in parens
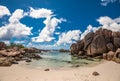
top-left (0, 61), bottom-right (120, 81)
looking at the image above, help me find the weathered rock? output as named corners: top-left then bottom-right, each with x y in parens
top-left (14, 57), bottom-right (21, 61)
top-left (102, 29), bottom-right (112, 43)
top-left (44, 68), bottom-right (50, 71)
top-left (107, 43), bottom-right (114, 51)
top-left (19, 49), bottom-right (25, 54)
top-left (92, 71), bottom-right (100, 76)
top-left (84, 32), bottom-right (94, 50)
top-left (67, 61), bottom-right (72, 63)
top-left (26, 59), bottom-right (32, 62)
top-left (113, 38), bottom-right (120, 49)
top-left (13, 46), bottom-right (19, 51)
top-left (0, 50), bottom-right (21, 57)
top-left (70, 40), bottom-right (84, 55)
top-left (112, 32), bottom-right (120, 38)
top-left (87, 35), bottom-right (108, 56)
top-left (70, 28), bottom-right (120, 63)
top-left (114, 48), bottom-right (120, 63)
top-left (70, 43), bottom-right (78, 54)
top-left (75, 65), bottom-right (80, 67)
top-left (23, 48), bottom-right (41, 53)
top-left (12, 61), bottom-right (19, 64)
top-left (107, 51), bottom-right (115, 61)
top-left (0, 57), bottom-right (15, 66)
top-left (76, 40), bottom-right (84, 50)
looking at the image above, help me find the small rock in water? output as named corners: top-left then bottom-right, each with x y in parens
top-left (26, 59), bottom-right (32, 62)
top-left (75, 65), bottom-right (80, 67)
top-left (83, 62), bottom-right (88, 64)
top-left (92, 71), bottom-right (100, 76)
top-left (12, 61), bottom-right (19, 64)
top-left (67, 61), bottom-right (72, 63)
top-left (44, 68), bottom-right (50, 71)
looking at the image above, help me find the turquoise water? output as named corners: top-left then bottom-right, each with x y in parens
top-left (26, 51), bottom-right (102, 69)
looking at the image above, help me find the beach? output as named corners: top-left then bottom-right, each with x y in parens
top-left (0, 61), bottom-right (120, 81)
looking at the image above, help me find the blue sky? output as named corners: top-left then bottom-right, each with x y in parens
top-left (0, 0), bottom-right (120, 49)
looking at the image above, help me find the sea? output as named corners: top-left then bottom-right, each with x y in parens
top-left (23, 51), bottom-right (102, 69)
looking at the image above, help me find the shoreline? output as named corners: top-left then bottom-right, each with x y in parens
top-left (17, 58), bottom-right (105, 70)
top-left (0, 61), bottom-right (120, 81)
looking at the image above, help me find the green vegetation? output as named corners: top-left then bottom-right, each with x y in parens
top-left (7, 43), bottom-right (25, 49)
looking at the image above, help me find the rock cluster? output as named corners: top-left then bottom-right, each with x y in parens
top-left (70, 28), bottom-right (120, 63)
top-left (0, 42), bottom-right (42, 66)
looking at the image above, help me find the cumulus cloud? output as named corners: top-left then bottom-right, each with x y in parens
top-left (30, 8), bottom-right (66, 42)
top-left (101, 0), bottom-right (120, 6)
top-left (0, 5), bottom-right (11, 18)
top-left (29, 7), bottom-right (53, 18)
top-left (0, 9), bottom-right (32, 40)
top-left (56, 30), bottom-right (81, 46)
top-left (9, 9), bottom-right (26, 23)
top-left (97, 16), bottom-right (120, 32)
top-left (80, 25), bottom-right (98, 39)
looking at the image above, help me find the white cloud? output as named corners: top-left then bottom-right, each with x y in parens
top-left (55, 32), bottom-right (61, 35)
top-left (9, 9), bottom-right (25, 23)
top-left (0, 5), bottom-right (11, 18)
top-left (101, 0), bottom-right (120, 6)
top-left (80, 25), bottom-right (98, 39)
top-left (0, 9), bottom-right (32, 40)
top-left (30, 8), bottom-right (66, 42)
top-left (29, 7), bottom-right (53, 18)
top-left (114, 17), bottom-right (120, 23)
top-left (97, 16), bottom-right (120, 32)
top-left (56, 30), bottom-right (81, 46)
top-left (97, 16), bottom-right (114, 25)
top-left (32, 17), bottom-right (64, 42)
top-left (3, 40), bottom-right (10, 45)
top-left (14, 41), bottom-right (25, 44)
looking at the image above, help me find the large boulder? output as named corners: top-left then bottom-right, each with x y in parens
top-left (95, 28), bottom-right (112, 43)
top-left (114, 48), bottom-right (120, 63)
top-left (87, 35), bottom-right (108, 56)
top-left (76, 40), bottom-right (84, 50)
top-left (70, 43), bottom-right (78, 54)
top-left (70, 28), bottom-right (120, 63)
top-left (84, 32), bottom-right (94, 50)
top-left (23, 48), bottom-right (41, 53)
top-left (70, 40), bottom-right (84, 55)
top-left (113, 38), bottom-right (120, 49)
top-left (0, 50), bottom-right (21, 57)
top-left (107, 51), bottom-right (115, 61)
top-left (0, 57), bottom-right (15, 66)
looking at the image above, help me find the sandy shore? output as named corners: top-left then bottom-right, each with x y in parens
top-left (0, 61), bottom-right (120, 81)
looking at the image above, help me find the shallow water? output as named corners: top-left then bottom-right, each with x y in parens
top-left (25, 51), bottom-right (102, 69)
